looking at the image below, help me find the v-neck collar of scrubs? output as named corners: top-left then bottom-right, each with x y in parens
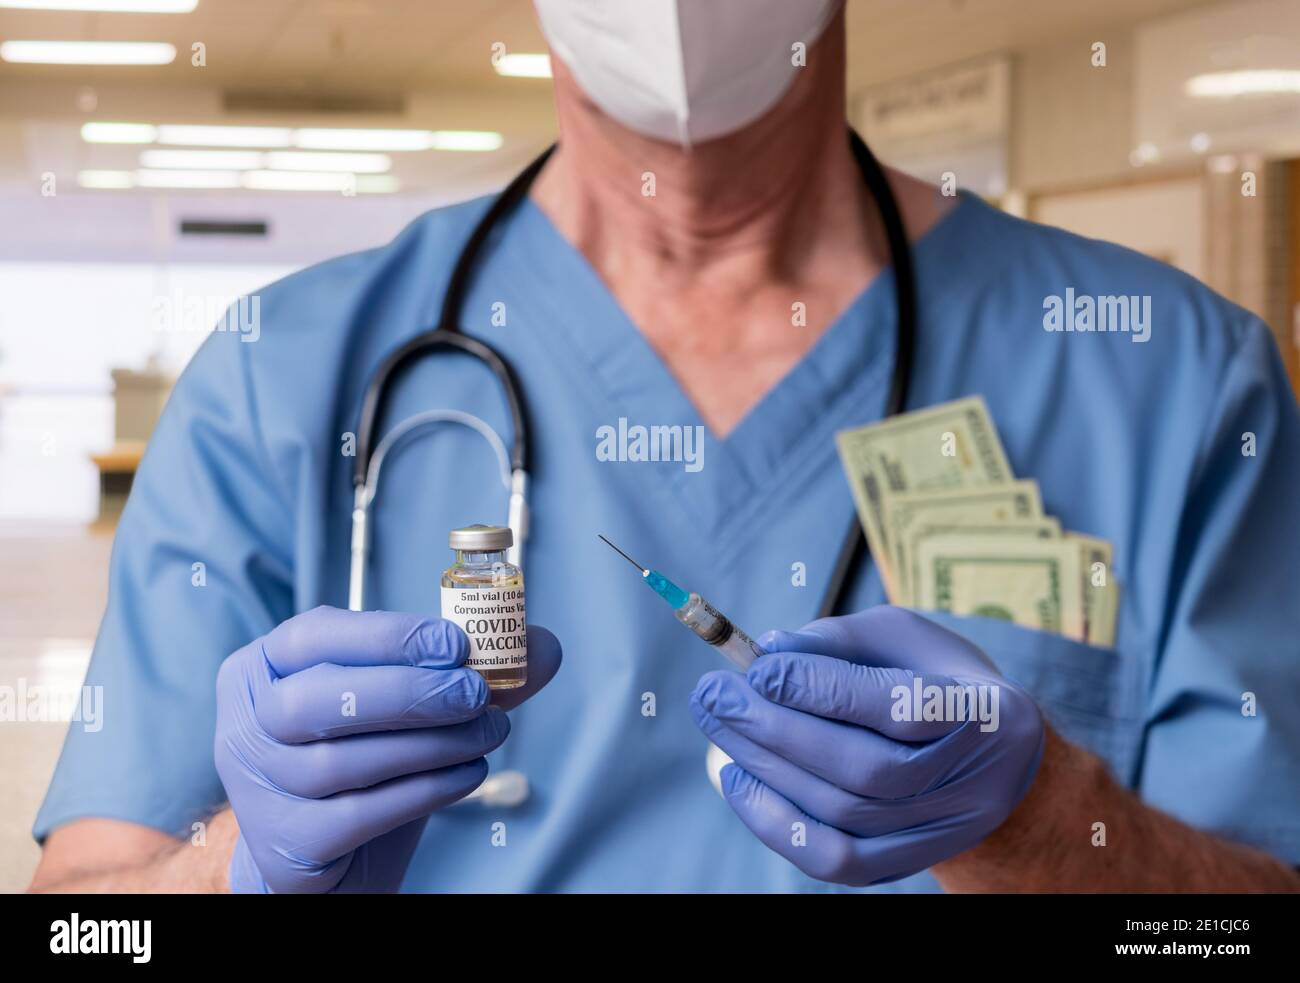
top-left (506, 191), bottom-right (976, 549)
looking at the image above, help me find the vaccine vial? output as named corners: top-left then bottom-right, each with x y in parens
top-left (440, 524), bottom-right (527, 690)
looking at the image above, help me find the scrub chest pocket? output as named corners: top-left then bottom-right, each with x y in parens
top-left (918, 611), bottom-right (1143, 785)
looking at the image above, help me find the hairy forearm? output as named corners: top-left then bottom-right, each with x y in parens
top-left (934, 728), bottom-right (1300, 893)
top-left (28, 809), bottom-right (236, 894)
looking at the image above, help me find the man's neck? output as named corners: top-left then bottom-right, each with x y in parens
top-left (531, 14), bottom-right (880, 282)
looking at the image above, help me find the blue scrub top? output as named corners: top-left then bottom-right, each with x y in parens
top-left (35, 191), bottom-right (1300, 891)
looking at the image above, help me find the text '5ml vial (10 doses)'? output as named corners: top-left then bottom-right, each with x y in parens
top-left (440, 524), bottom-right (527, 690)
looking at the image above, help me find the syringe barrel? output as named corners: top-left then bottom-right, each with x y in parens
top-left (675, 592), bottom-right (763, 671)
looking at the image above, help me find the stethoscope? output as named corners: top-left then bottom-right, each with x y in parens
top-left (348, 129), bottom-right (917, 807)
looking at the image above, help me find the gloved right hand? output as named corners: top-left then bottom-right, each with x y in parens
top-left (214, 605), bottom-right (561, 893)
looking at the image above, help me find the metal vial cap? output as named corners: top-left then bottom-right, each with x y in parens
top-left (449, 524), bottom-right (513, 551)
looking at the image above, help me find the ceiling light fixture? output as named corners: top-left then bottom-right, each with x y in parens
top-left (493, 53), bottom-right (551, 79)
top-left (0, 1), bottom-right (197, 11)
top-left (82, 123), bottom-right (501, 155)
top-left (134, 168), bottom-right (241, 189)
top-left (158, 124), bottom-right (294, 147)
top-left (292, 128), bottom-right (435, 152)
top-left (78, 169), bottom-right (135, 189)
top-left (292, 128), bottom-right (502, 152)
top-left (0, 40), bottom-right (176, 64)
top-left (242, 170), bottom-right (357, 192)
top-left (1186, 69), bottom-right (1300, 98)
top-left (81, 121), bottom-right (158, 143)
top-left (429, 130), bottom-right (504, 152)
top-left (140, 149), bottom-right (265, 170)
top-left (266, 151), bottom-right (392, 173)
top-left (240, 171), bottom-right (398, 194)
top-left (355, 174), bottom-right (399, 194)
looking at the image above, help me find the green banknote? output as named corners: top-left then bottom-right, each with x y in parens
top-left (835, 395), bottom-right (1118, 644)
top-left (901, 515), bottom-right (1060, 606)
top-left (915, 535), bottom-right (1084, 639)
top-left (884, 481), bottom-right (1047, 603)
top-left (835, 396), bottom-right (1013, 601)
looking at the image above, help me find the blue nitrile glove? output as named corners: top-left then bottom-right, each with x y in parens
top-left (214, 605), bottom-right (561, 893)
top-left (690, 606), bottom-right (1044, 887)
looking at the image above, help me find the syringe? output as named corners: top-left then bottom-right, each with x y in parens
top-left (599, 534), bottom-right (765, 671)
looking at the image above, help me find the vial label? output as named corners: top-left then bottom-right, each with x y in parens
top-left (440, 586), bottom-right (527, 671)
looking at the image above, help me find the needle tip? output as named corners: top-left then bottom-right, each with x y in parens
top-left (598, 534), bottom-right (648, 574)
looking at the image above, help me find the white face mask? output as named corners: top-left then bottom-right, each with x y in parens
top-left (534, 0), bottom-right (840, 146)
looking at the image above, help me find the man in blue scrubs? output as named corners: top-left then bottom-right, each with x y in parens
top-left (30, 2), bottom-right (1300, 892)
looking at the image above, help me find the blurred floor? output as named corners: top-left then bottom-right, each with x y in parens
top-left (0, 521), bottom-right (111, 892)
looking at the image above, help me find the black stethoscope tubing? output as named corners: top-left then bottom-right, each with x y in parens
top-left (353, 130), bottom-right (915, 619)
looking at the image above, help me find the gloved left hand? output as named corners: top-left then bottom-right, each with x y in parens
top-left (690, 606), bottom-right (1044, 886)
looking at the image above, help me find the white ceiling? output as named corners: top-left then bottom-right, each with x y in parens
top-left (0, 0), bottom-right (1228, 194)
top-left (0, 0), bottom-right (1224, 94)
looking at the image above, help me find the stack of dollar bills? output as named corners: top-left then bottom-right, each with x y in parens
top-left (835, 396), bottom-right (1118, 646)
